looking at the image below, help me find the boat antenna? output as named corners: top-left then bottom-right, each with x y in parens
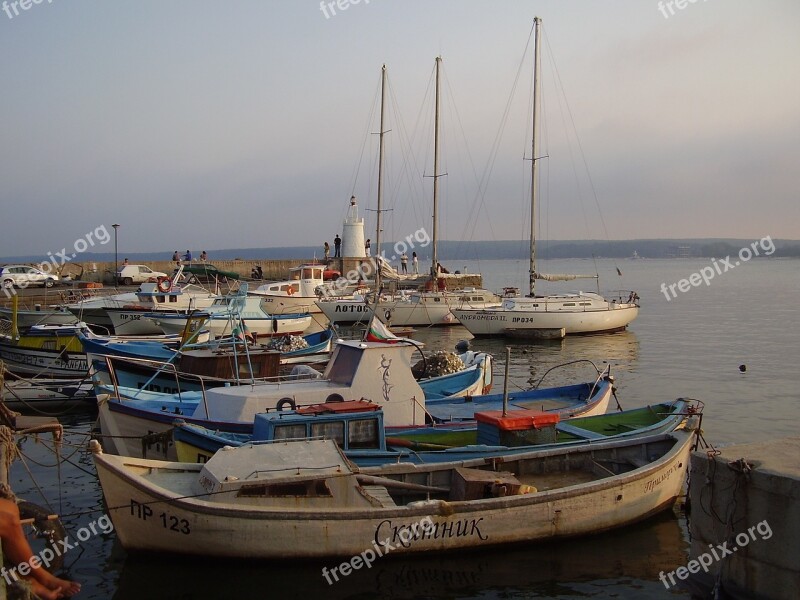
top-left (529, 17), bottom-right (542, 298)
top-left (429, 56), bottom-right (444, 283)
top-left (375, 64), bottom-right (387, 293)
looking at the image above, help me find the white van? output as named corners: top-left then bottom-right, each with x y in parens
top-left (116, 264), bottom-right (168, 286)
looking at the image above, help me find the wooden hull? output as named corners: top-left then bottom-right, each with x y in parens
top-left (93, 430), bottom-right (696, 559)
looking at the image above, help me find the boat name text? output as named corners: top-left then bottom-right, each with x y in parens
top-left (375, 517), bottom-right (488, 548)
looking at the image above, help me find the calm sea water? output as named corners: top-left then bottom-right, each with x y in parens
top-left (9, 258), bottom-right (798, 599)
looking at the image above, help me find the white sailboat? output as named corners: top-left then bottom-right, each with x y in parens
top-left (452, 18), bottom-right (638, 337)
top-left (317, 60), bottom-right (500, 327)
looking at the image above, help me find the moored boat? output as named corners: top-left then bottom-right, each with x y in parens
top-left (91, 426), bottom-right (698, 559)
top-left (172, 398), bottom-right (698, 466)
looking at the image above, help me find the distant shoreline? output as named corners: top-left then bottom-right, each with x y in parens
top-left (3, 238), bottom-right (799, 264)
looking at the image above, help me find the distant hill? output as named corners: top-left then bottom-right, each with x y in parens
top-left (2, 238), bottom-right (799, 264)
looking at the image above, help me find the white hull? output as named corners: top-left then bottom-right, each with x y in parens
top-left (0, 307), bottom-right (78, 327)
top-left (106, 309), bottom-right (167, 335)
top-left (453, 297), bottom-right (639, 336)
top-left (153, 313), bottom-right (311, 337)
top-left (93, 430), bottom-right (695, 559)
top-left (318, 290), bottom-right (501, 327)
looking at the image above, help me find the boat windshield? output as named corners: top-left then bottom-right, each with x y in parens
top-left (324, 345), bottom-right (363, 385)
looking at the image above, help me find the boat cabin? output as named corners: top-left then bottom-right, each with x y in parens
top-left (254, 400), bottom-right (385, 450)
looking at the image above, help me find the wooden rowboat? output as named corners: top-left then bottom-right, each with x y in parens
top-left (91, 425), bottom-right (698, 559)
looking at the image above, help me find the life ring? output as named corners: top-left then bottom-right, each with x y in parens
top-left (276, 397), bottom-right (296, 411)
top-left (157, 277), bottom-right (172, 293)
top-left (286, 287), bottom-right (295, 296)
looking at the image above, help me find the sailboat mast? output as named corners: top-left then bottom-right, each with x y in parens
top-left (431, 56), bottom-right (442, 280)
top-left (529, 17), bottom-right (542, 297)
top-left (375, 64), bottom-right (387, 291)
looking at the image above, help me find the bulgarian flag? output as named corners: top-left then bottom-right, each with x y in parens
top-left (365, 315), bottom-right (406, 343)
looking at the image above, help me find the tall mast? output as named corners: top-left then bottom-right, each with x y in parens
top-left (375, 64), bottom-right (387, 291)
top-left (431, 56), bottom-right (442, 280)
top-left (529, 17), bottom-right (542, 297)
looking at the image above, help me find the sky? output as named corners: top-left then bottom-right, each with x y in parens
top-left (1, 0), bottom-right (798, 258)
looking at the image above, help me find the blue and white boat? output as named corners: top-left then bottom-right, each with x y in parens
top-left (95, 340), bottom-right (613, 459)
top-left (171, 398), bottom-right (697, 466)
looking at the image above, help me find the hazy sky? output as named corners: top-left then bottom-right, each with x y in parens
top-left (1, 0), bottom-right (798, 257)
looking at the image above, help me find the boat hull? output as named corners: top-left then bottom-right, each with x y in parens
top-left (452, 304), bottom-right (639, 336)
top-left (94, 430), bottom-right (695, 559)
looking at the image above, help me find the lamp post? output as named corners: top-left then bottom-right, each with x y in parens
top-left (112, 224), bottom-right (120, 285)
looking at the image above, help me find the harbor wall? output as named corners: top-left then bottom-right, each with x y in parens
top-left (687, 437), bottom-right (800, 599)
top-left (81, 258), bottom-right (480, 287)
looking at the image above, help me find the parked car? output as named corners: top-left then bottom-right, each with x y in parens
top-left (0, 265), bottom-right (59, 288)
top-left (116, 264), bottom-right (168, 286)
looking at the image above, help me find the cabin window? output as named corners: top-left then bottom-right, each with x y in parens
top-left (42, 340), bottom-right (56, 351)
top-left (563, 303), bottom-right (576, 307)
top-left (325, 345), bottom-right (362, 385)
top-left (169, 295), bottom-right (178, 303)
top-left (579, 302), bottom-right (591, 306)
top-left (236, 480), bottom-right (331, 498)
top-left (313, 269), bottom-right (322, 279)
top-left (348, 419), bottom-right (380, 449)
top-left (273, 424), bottom-right (307, 441)
top-left (310, 421), bottom-right (345, 446)
top-left (472, 296), bottom-right (481, 302)
top-left (434, 297), bottom-right (441, 303)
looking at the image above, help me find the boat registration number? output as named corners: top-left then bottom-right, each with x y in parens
top-left (130, 499), bottom-right (191, 534)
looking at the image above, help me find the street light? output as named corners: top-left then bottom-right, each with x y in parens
top-left (112, 224), bottom-right (120, 285)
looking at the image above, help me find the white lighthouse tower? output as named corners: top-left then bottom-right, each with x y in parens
top-left (341, 195), bottom-right (366, 258)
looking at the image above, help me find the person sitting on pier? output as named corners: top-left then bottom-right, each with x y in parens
top-left (0, 495), bottom-right (81, 599)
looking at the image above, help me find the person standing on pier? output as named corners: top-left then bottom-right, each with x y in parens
top-left (323, 241), bottom-right (330, 261)
top-left (365, 239), bottom-right (371, 257)
top-left (412, 251), bottom-right (419, 274)
top-left (400, 252), bottom-right (408, 273)
top-left (333, 235), bottom-right (341, 258)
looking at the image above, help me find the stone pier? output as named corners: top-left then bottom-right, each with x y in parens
top-left (687, 437), bottom-right (800, 599)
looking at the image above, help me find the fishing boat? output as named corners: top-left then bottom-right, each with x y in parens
top-left (249, 263), bottom-right (330, 324)
top-left (94, 340), bottom-right (611, 459)
top-left (0, 305), bottom-right (79, 328)
top-left (451, 18), bottom-right (639, 337)
top-left (0, 321), bottom-right (88, 377)
top-left (91, 425), bottom-right (698, 559)
top-left (172, 398), bottom-right (698, 466)
top-left (151, 287), bottom-right (312, 338)
top-left (1, 374), bottom-right (95, 410)
top-left (104, 280), bottom-right (220, 335)
top-left (81, 327), bottom-right (337, 395)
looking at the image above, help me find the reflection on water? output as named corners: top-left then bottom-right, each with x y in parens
top-left (9, 259), bottom-right (799, 598)
top-left (111, 512), bottom-right (688, 600)
top-left (412, 326), bottom-right (640, 398)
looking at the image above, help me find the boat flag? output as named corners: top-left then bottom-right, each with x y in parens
top-left (365, 315), bottom-right (405, 343)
